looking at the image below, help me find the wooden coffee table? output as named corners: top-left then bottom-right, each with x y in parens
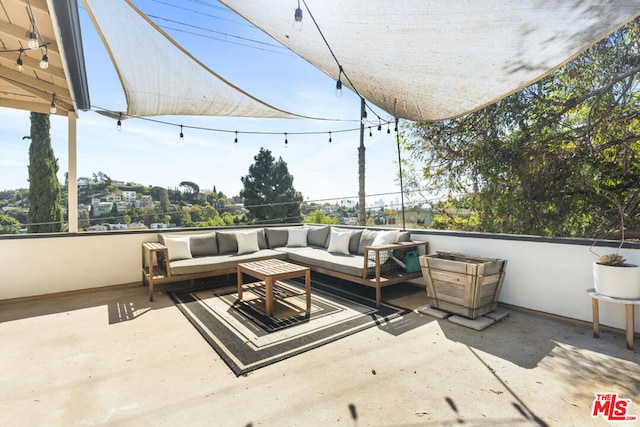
top-left (237, 259), bottom-right (311, 317)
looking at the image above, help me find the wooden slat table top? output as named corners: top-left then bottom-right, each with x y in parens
top-left (238, 259), bottom-right (309, 277)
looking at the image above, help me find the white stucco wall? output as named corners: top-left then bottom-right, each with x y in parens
top-left (0, 228), bottom-right (638, 332)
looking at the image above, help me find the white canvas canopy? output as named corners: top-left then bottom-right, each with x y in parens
top-left (81, 0), bottom-right (306, 119)
top-left (221, 0), bottom-right (640, 121)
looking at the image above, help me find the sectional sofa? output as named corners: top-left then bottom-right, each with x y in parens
top-left (142, 225), bottom-right (428, 306)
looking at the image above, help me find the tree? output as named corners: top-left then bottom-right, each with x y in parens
top-left (402, 18), bottom-right (640, 239)
top-left (303, 209), bottom-right (338, 224)
top-left (27, 112), bottom-right (63, 233)
top-left (0, 214), bottom-right (21, 234)
top-left (240, 148), bottom-right (303, 224)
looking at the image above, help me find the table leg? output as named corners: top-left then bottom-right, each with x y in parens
top-left (625, 304), bottom-right (634, 350)
top-left (592, 298), bottom-right (600, 338)
top-left (305, 269), bottom-right (311, 312)
top-left (237, 268), bottom-right (243, 300)
top-left (265, 277), bottom-right (273, 316)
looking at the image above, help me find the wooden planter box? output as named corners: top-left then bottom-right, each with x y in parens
top-left (419, 252), bottom-right (508, 319)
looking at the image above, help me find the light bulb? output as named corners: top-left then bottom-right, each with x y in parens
top-left (27, 32), bottom-right (39, 50)
top-left (335, 79), bottom-right (342, 97)
top-left (361, 110), bottom-right (368, 125)
top-left (39, 54), bottom-right (49, 69)
top-left (16, 57), bottom-right (24, 72)
top-left (50, 101), bottom-right (57, 114)
top-left (294, 7), bottom-right (303, 31)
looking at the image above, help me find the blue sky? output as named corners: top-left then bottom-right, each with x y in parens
top-left (0, 0), bottom-right (404, 205)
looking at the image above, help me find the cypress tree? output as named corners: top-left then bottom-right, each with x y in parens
top-left (27, 112), bottom-right (63, 233)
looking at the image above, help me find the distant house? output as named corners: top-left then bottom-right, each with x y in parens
top-left (116, 201), bottom-right (129, 213)
top-left (86, 225), bottom-right (108, 232)
top-left (128, 221), bottom-right (147, 229)
top-left (91, 202), bottom-right (113, 217)
top-left (106, 195), bottom-right (121, 202)
top-left (150, 223), bottom-right (168, 229)
top-left (108, 223), bottom-right (127, 231)
top-left (77, 177), bottom-right (91, 187)
top-left (122, 191), bottom-right (136, 201)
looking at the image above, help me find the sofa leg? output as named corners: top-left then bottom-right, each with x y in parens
top-left (376, 287), bottom-right (381, 307)
top-left (149, 280), bottom-right (154, 302)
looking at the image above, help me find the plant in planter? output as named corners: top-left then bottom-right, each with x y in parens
top-left (589, 189), bottom-right (640, 299)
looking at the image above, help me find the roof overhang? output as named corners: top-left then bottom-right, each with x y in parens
top-left (0, 0), bottom-right (90, 116)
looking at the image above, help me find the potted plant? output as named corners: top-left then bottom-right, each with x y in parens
top-left (590, 189), bottom-right (640, 299)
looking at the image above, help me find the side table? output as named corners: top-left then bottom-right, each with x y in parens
top-left (586, 288), bottom-right (640, 350)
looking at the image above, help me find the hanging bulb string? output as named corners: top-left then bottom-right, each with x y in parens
top-left (92, 106), bottom-right (397, 140)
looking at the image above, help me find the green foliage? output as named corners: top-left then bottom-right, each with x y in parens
top-left (0, 214), bottom-right (21, 234)
top-left (27, 112), bottom-right (63, 233)
top-left (402, 18), bottom-right (640, 238)
top-left (240, 148), bottom-right (303, 224)
top-left (303, 209), bottom-right (338, 224)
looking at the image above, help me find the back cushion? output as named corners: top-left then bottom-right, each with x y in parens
top-left (397, 231), bottom-right (411, 242)
top-left (357, 229), bottom-right (378, 255)
top-left (189, 232), bottom-right (217, 257)
top-left (217, 231), bottom-right (238, 254)
top-left (265, 228), bottom-right (288, 248)
top-left (306, 225), bottom-right (330, 247)
top-left (256, 228), bottom-right (268, 250)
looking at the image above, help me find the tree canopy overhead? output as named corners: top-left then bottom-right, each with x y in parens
top-left (240, 148), bottom-right (303, 224)
top-left (402, 18), bottom-right (640, 239)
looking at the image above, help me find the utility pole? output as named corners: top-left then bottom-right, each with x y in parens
top-left (358, 97), bottom-right (366, 226)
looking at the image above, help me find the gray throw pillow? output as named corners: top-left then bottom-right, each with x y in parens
top-left (397, 231), bottom-right (411, 242)
top-left (307, 225), bottom-right (330, 247)
top-left (217, 231), bottom-right (238, 254)
top-left (357, 229), bottom-right (379, 255)
top-left (189, 232), bottom-right (217, 257)
top-left (265, 228), bottom-right (288, 248)
top-left (256, 228), bottom-right (268, 249)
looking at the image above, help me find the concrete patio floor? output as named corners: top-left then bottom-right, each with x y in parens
top-left (1, 279), bottom-right (638, 426)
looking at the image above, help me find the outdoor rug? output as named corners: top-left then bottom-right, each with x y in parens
top-left (169, 278), bottom-right (410, 376)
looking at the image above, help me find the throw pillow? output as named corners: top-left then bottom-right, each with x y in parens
top-left (333, 228), bottom-right (362, 253)
top-left (216, 231), bottom-right (238, 254)
top-left (189, 232), bottom-right (217, 257)
top-left (327, 230), bottom-right (351, 255)
top-left (163, 235), bottom-right (192, 261)
top-left (372, 229), bottom-right (399, 246)
top-left (287, 228), bottom-right (309, 247)
top-left (265, 228), bottom-right (288, 248)
top-left (237, 230), bottom-right (260, 254)
top-left (368, 230), bottom-right (399, 260)
top-left (306, 225), bottom-right (330, 247)
top-left (357, 229), bottom-right (379, 255)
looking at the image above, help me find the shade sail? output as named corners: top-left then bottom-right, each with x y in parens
top-left (81, 0), bottom-right (305, 119)
top-left (222, 0), bottom-right (640, 121)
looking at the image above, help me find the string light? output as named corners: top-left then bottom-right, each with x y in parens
top-left (27, 31), bottom-right (39, 50)
top-left (369, 127), bottom-right (372, 137)
top-left (117, 113), bottom-right (122, 131)
top-left (234, 130), bottom-right (238, 143)
top-left (95, 107), bottom-right (396, 144)
top-left (284, 132), bottom-right (288, 147)
top-left (335, 65), bottom-right (343, 97)
top-left (179, 124), bottom-right (184, 140)
top-left (293, 0), bottom-right (303, 31)
top-left (16, 49), bottom-right (24, 72)
top-left (395, 118), bottom-right (398, 133)
top-left (39, 45), bottom-right (49, 69)
top-left (377, 120), bottom-right (382, 132)
top-left (361, 107), bottom-right (368, 125)
top-left (387, 122), bottom-right (390, 134)
top-left (328, 131), bottom-right (332, 143)
top-left (49, 94), bottom-right (57, 114)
